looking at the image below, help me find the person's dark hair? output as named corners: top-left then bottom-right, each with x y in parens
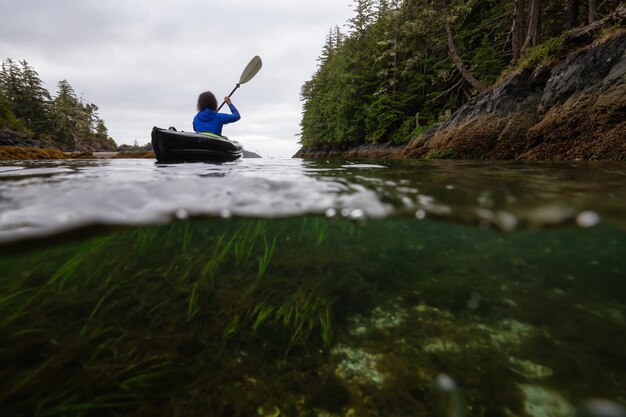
top-left (197, 91), bottom-right (218, 111)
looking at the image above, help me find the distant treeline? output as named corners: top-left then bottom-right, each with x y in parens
top-left (0, 58), bottom-right (116, 150)
top-left (300, 0), bottom-right (621, 146)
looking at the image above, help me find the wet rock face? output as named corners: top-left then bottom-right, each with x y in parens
top-left (0, 129), bottom-right (41, 148)
top-left (402, 27), bottom-right (626, 161)
top-left (436, 67), bottom-right (549, 132)
top-left (540, 35), bottom-right (626, 111)
top-left (293, 143), bottom-right (403, 159)
top-left (70, 136), bottom-right (118, 152)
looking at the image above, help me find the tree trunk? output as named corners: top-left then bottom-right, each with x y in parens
top-left (588, 0), bottom-right (598, 23)
top-left (523, 0), bottom-right (541, 51)
top-left (511, 0), bottom-right (526, 63)
top-left (566, 0), bottom-right (579, 28)
top-left (445, 23), bottom-right (486, 93)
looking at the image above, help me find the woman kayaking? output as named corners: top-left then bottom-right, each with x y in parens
top-left (192, 91), bottom-right (241, 136)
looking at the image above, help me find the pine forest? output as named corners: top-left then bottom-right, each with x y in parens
top-left (299, 0), bottom-right (621, 147)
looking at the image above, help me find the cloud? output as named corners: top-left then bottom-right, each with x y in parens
top-left (1, 0), bottom-right (354, 157)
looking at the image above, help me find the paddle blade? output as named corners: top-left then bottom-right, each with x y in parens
top-left (239, 56), bottom-right (262, 84)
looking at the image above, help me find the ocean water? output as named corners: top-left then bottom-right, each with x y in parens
top-left (0, 158), bottom-right (625, 417)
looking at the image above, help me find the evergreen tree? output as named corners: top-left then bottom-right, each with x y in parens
top-left (511, 0), bottom-right (525, 62)
top-left (589, 0), bottom-right (598, 23)
top-left (95, 119), bottom-right (108, 140)
top-left (334, 25), bottom-right (345, 49)
top-left (18, 60), bottom-right (51, 132)
top-left (50, 80), bottom-right (80, 147)
top-left (524, 0), bottom-right (542, 49)
top-left (318, 29), bottom-right (336, 67)
top-left (348, 0), bottom-right (376, 35)
top-left (0, 91), bottom-right (26, 131)
top-left (0, 59), bottom-right (51, 133)
top-left (566, 0), bottom-right (579, 28)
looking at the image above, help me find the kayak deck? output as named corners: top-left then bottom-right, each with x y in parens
top-left (151, 127), bottom-right (243, 162)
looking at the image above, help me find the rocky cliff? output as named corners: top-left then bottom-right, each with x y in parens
top-left (0, 129), bottom-right (117, 152)
top-left (402, 25), bottom-right (626, 160)
top-left (295, 9), bottom-right (626, 161)
top-left (0, 129), bottom-right (42, 148)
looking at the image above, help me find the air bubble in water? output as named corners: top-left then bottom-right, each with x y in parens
top-left (175, 209), bottom-right (189, 219)
top-left (435, 373), bottom-right (466, 417)
top-left (467, 292), bottom-right (482, 310)
top-left (576, 211), bottom-right (601, 228)
top-left (350, 209), bottom-right (365, 220)
top-left (579, 399), bottom-right (626, 417)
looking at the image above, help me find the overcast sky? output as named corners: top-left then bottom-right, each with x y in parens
top-left (0, 0), bottom-right (355, 157)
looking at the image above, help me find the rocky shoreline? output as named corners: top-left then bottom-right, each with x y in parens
top-left (0, 147), bottom-right (261, 160)
top-left (0, 128), bottom-right (121, 160)
top-left (295, 10), bottom-right (626, 161)
top-left (0, 147), bottom-right (153, 160)
top-left (293, 143), bottom-right (403, 159)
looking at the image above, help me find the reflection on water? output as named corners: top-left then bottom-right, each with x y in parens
top-left (0, 158), bottom-right (625, 416)
top-left (0, 159), bottom-right (625, 243)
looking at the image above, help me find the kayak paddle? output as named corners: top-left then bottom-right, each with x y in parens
top-left (217, 55), bottom-right (263, 111)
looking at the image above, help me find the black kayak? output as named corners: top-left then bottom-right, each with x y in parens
top-left (151, 127), bottom-right (243, 162)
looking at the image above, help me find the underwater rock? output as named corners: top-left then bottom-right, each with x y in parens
top-left (509, 357), bottom-right (554, 379)
top-left (257, 404), bottom-right (281, 417)
top-left (477, 319), bottom-right (538, 348)
top-left (306, 374), bottom-right (350, 414)
top-left (412, 303), bottom-right (456, 321)
top-left (354, 326), bottom-right (367, 335)
top-left (423, 338), bottom-right (461, 353)
top-left (503, 298), bottom-right (519, 308)
top-left (348, 304), bottom-right (407, 336)
top-left (369, 305), bottom-right (407, 330)
top-left (519, 384), bottom-right (576, 417)
top-left (332, 344), bottom-right (386, 386)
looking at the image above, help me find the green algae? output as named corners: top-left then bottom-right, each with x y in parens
top-left (0, 217), bottom-right (625, 416)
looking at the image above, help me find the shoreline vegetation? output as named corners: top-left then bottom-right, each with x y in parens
top-left (0, 146), bottom-right (155, 160)
top-left (296, 1), bottom-right (625, 161)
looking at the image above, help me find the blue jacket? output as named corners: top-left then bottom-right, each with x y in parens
top-left (193, 104), bottom-right (241, 136)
